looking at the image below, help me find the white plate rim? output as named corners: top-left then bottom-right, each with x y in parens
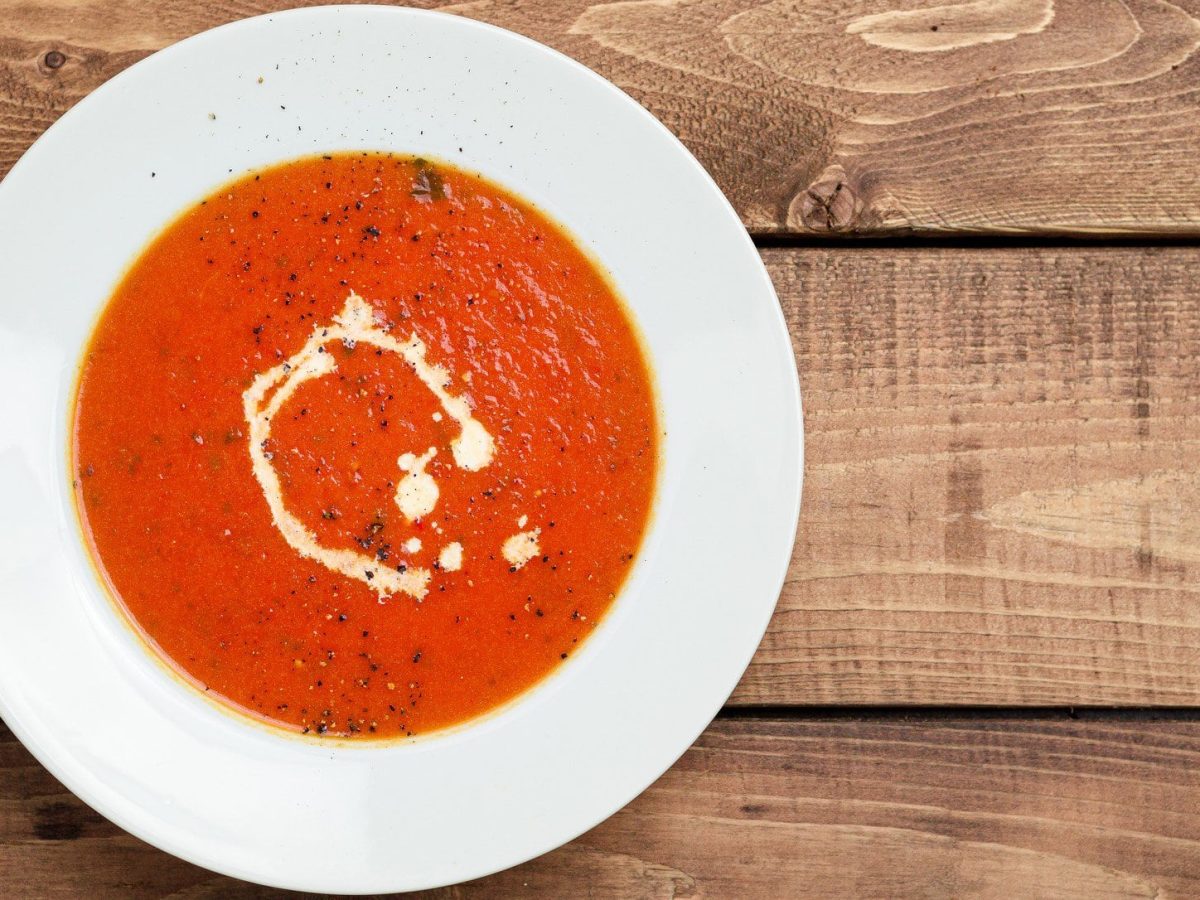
top-left (0, 5), bottom-right (803, 892)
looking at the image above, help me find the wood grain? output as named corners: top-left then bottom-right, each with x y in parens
top-left (5, 713), bottom-right (1200, 897)
top-left (4, 0), bottom-right (1200, 234)
top-left (734, 245), bottom-right (1200, 706)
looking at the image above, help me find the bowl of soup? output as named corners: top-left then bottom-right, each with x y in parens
top-left (0, 6), bottom-right (801, 892)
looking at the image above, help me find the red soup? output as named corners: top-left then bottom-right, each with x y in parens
top-left (73, 152), bottom-right (658, 738)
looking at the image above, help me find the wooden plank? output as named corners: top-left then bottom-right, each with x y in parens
top-left (736, 245), bottom-right (1200, 706)
top-left (5, 713), bottom-right (1200, 897)
top-left (3, 0), bottom-right (1200, 235)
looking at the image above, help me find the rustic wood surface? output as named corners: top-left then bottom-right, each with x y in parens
top-left (739, 245), bottom-right (1200, 706)
top-left (3, 0), bottom-right (1200, 234)
top-left (6, 713), bottom-right (1200, 898)
top-left (6, 1), bottom-right (1200, 896)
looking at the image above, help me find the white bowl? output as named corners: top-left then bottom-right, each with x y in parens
top-left (0, 6), bottom-right (801, 893)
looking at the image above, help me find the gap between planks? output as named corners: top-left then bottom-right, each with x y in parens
top-left (751, 234), bottom-right (1200, 249)
top-left (717, 706), bottom-right (1200, 722)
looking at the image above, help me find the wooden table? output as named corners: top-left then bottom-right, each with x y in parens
top-left (5, 1), bottom-right (1200, 895)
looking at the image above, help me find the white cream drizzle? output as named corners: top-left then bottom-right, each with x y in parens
top-left (502, 529), bottom-right (541, 570)
top-left (396, 447), bottom-right (438, 521)
top-left (243, 292), bottom-right (498, 601)
top-left (438, 541), bottom-right (463, 572)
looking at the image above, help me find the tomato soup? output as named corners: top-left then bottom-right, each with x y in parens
top-left (72, 152), bottom-right (658, 738)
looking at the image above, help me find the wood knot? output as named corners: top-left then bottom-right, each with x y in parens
top-left (791, 165), bottom-right (860, 232)
top-left (42, 50), bottom-right (67, 71)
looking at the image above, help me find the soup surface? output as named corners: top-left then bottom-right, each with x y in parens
top-left (73, 152), bottom-right (658, 738)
